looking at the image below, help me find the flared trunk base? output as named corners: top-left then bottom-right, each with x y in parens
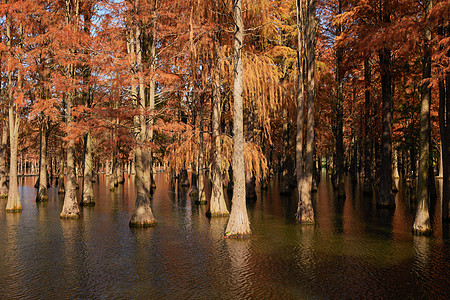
top-left (129, 204), bottom-right (157, 227)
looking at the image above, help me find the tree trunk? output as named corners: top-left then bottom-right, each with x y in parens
top-left (180, 168), bottom-right (190, 187)
top-left (413, 0), bottom-right (432, 234)
top-left (439, 141), bottom-right (443, 178)
top-left (129, 12), bottom-right (157, 227)
top-left (110, 155), bottom-right (116, 191)
top-left (438, 19), bottom-right (450, 222)
top-left (60, 88), bottom-right (80, 219)
top-left (81, 131), bottom-right (94, 205)
top-left (58, 144), bottom-right (65, 194)
top-left (6, 101), bottom-right (21, 212)
top-left (196, 96), bottom-right (207, 205)
top-left (363, 60), bottom-right (373, 194)
top-left (207, 28), bottom-right (229, 217)
top-left (442, 71), bottom-right (450, 222)
top-left (280, 106), bottom-right (291, 195)
top-left (118, 160), bottom-right (124, 184)
top-left (0, 120), bottom-right (8, 197)
top-left (393, 149), bottom-right (399, 178)
top-left (295, 0), bottom-right (315, 223)
top-left (36, 119), bottom-right (49, 201)
top-left (6, 17), bottom-right (21, 213)
top-left (335, 0), bottom-right (345, 198)
top-left (225, 0), bottom-right (251, 238)
top-left (377, 45), bottom-right (395, 207)
top-left (146, 4), bottom-right (157, 194)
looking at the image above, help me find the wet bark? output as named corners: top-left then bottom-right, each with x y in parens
top-left (225, 0), bottom-right (251, 237)
top-left (207, 28), bottom-right (229, 217)
top-left (413, 0), bottom-right (432, 234)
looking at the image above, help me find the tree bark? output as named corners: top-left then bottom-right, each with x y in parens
top-left (36, 118), bottom-right (49, 201)
top-left (280, 106), bottom-right (291, 195)
top-left (413, 0), bottom-right (432, 234)
top-left (0, 120), bottom-right (8, 197)
top-left (335, 0), bottom-right (345, 198)
top-left (196, 95), bottom-right (207, 205)
top-left (207, 28), bottom-right (229, 217)
top-left (377, 46), bottom-right (395, 207)
top-left (442, 72), bottom-right (450, 222)
top-left (58, 144), bottom-right (65, 194)
top-left (146, 2), bottom-right (157, 194)
top-left (110, 154), bottom-right (117, 191)
top-left (60, 84), bottom-right (80, 218)
top-left (225, 0), bottom-right (251, 237)
top-left (295, 0), bottom-right (315, 223)
top-left (129, 8), bottom-right (157, 227)
top-left (439, 141), bottom-right (443, 178)
top-left (438, 21), bottom-right (450, 222)
top-left (81, 131), bottom-right (94, 205)
top-left (6, 17), bottom-right (21, 213)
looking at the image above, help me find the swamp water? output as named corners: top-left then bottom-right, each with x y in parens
top-left (0, 173), bottom-right (449, 299)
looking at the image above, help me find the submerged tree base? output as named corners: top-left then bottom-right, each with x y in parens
top-left (206, 211), bottom-right (230, 218)
top-left (129, 205), bottom-right (157, 227)
top-left (80, 201), bottom-right (95, 206)
top-left (224, 232), bottom-right (252, 239)
top-left (412, 228), bottom-right (432, 236)
top-left (1, 194), bottom-right (8, 199)
top-left (129, 220), bottom-right (157, 228)
top-left (36, 194), bottom-right (49, 202)
top-left (195, 200), bottom-right (207, 205)
top-left (6, 208), bottom-right (22, 213)
top-left (60, 212), bottom-right (80, 219)
top-left (295, 218), bottom-right (315, 224)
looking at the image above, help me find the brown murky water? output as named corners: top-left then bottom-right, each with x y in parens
top-left (0, 173), bottom-right (449, 299)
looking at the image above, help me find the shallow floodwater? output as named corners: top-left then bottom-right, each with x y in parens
top-left (0, 173), bottom-right (449, 299)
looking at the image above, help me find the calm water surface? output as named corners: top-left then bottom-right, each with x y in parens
top-left (0, 173), bottom-right (449, 299)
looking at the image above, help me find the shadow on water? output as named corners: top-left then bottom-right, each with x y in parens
top-left (0, 173), bottom-right (448, 298)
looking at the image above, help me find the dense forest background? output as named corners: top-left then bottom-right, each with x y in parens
top-left (0, 0), bottom-right (449, 237)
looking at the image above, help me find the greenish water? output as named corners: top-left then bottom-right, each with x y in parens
top-left (0, 173), bottom-right (449, 299)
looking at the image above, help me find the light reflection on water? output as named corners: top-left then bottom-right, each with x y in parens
top-left (0, 173), bottom-right (449, 299)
